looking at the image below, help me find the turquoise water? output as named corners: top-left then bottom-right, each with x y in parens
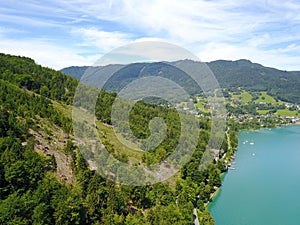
top-left (208, 125), bottom-right (300, 225)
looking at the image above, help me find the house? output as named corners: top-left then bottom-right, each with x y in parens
top-left (211, 149), bottom-right (220, 161)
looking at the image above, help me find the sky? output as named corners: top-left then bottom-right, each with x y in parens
top-left (1, 0), bottom-right (300, 70)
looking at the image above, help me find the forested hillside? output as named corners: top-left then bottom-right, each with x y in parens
top-left (62, 59), bottom-right (300, 103)
top-left (0, 53), bottom-right (231, 224)
top-left (208, 59), bottom-right (300, 103)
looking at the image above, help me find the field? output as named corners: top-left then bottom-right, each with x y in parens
top-left (254, 92), bottom-right (279, 104)
top-left (275, 109), bottom-right (299, 117)
top-left (195, 101), bottom-right (204, 109)
top-left (257, 110), bottom-right (270, 115)
top-left (231, 91), bottom-right (253, 103)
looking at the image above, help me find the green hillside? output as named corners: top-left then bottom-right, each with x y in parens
top-left (62, 62), bottom-right (201, 96)
top-left (62, 59), bottom-right (300, 103)
top-left (61, 66), bottom-right (90, 80)
top-left (254, 92), bottom-right (278, 104)
top-left (231, 91), bottom-right (253, 103)
top-left (208, 59), bottom-right (300, 103)
top-left (0, 53), bottom-right (226, 224)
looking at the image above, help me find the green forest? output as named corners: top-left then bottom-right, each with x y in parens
top-left (62, 59), bottom-right (300, 104)
top-left (0, 53), bottom-right (235, 224)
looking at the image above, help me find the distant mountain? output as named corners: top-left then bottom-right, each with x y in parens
top-left (60, 66), bottom-right (90, 80)
top-left (61, 62), bottom-right (201, 96)
top-left (61, 59), bottom-right (300, 103)
top-left (207, 59), bottom-right (300, 103)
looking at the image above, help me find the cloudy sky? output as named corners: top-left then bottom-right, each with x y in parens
top-left (1, 0), bottom-right (300, 70)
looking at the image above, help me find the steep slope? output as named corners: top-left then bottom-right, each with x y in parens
top-left (0, 56), bottom-right (76, 184)
top-left (0, 53), bottom-right (78, 104)
top-left (0, 53), bottom-right (220, 224)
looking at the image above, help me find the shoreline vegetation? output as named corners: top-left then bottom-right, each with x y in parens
top-left (193, 89), bottom-right (300, 213)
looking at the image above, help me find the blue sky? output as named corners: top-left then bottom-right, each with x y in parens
top-left (1, 0), bottom-right (300, 70)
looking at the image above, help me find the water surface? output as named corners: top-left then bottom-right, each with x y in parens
top-left (209, 125), bottom-right (300, 225)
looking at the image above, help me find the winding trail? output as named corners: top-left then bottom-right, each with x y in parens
top-left (193, 208), bottom-right (200, 225)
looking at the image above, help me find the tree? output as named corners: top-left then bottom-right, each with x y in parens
top-left (32, 203), bottom-right (52, 225)
top-left (125, 212), bottom-right (147, 225)
top-left (199, 209), bottom-right (214, 225)
top-left (208, 164), bottom-right (221, 187)
top-left (54, 194), bottom-right (85, 225)
top-left (40, 85), bottom-right (49, 97)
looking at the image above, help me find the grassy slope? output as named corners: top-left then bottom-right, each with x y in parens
top-left (254, 92), bottom-right (276, 104)
top-left (52, 102), bottom-right (144, 164)
top-left (96, 121), bottom-right (144, 164)
top-left (257, 110), bottom-right (270, 115)
top-left (231, 91), bottom-right (252, 103)
top-left (276, 109), bottom-right (299, 117)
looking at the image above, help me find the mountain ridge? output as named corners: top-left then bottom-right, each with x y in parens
top-left (61, 59), bottom-right (300, 103)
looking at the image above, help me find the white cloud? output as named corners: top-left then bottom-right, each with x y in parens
top-left (72, 27), bottom-right (133, 52)
top-left (197, 42), bottom-right (300, 71)
top-left (1, 0), bottom-right (300, 70)
top-left (0, 35), bottom-right (99, 70)
top-left (71, 0), bottom-right (264, 42)
top-left (94, 41), bottom-right (199, 66)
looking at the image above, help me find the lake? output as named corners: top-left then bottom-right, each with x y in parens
top-left (208, 125), bottom-right (300, 225)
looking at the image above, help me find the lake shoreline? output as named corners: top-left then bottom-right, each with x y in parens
top-left (207, 123), bottom-right (300, 209)
top-left (208, 124), bottom-right (300, 225)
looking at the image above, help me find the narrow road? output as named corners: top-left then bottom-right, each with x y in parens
top-left (193, 208), bottom-right (199, 225)
top-left (226, 127), bottom-right (231, 150)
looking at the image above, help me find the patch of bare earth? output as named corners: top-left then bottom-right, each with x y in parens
top-left (28, 120), bottom-right (75, 185)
